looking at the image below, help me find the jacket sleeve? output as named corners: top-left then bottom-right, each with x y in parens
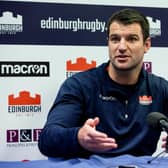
top-left (38, 76), bottom-right (90, 158)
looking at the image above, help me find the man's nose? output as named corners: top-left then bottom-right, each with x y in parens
top-left (118, 39), bottom-right (127, 52)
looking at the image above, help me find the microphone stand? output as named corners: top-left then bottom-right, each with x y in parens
top-left (147, 129), bottom-right (168, 164)
top-left (147, 150), bottom-right (166, 164)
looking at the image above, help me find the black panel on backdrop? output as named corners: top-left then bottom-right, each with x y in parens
top-left (0, 1), bottom-right (167, 46)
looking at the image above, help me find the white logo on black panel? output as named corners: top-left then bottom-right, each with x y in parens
top-left (0, 11), bottom-right (23, 34)
top-left (0, 62), bottom-right (50, 77)
top-left (147, 16), bottom-right (161, 38)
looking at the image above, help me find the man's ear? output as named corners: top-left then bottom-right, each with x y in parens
top-left (144, 37), bottom-right (151, 53)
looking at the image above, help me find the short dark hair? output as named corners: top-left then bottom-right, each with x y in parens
top-left (107, 8), bottom-right (150, 42)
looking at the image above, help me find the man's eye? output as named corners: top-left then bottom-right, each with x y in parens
top-left (109, 37), bottom-right (120, 43)
top-left (128, 37), bottom-right (138, 42)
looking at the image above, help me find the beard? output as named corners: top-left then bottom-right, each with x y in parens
top-left (110, 59), bottom-right (143, 72)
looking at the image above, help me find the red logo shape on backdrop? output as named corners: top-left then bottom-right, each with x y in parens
top-left (66, 57), bottom-right (96, 71)
top-left (8, 91), bottom-right (41, 105)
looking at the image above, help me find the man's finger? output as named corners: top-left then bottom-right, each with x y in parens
top-left (85, 117), bottom-right (100, 128)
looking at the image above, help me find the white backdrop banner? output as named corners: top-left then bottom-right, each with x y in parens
top-left (0, 1), bottom-right (168, 161)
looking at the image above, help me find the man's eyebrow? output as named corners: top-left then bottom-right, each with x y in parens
top-left (128, 34), bottom-right (139, 36)
top-left (109, 34), bottom-right (120, 37)
top-left (109, 34), bottom-right (139, 37)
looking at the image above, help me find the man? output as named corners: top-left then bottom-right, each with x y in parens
top-left (38, 8), bottom-right (167, 158)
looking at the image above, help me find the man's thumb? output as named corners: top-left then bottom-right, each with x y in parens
top-left (86, 117), bottom-right (99, 128)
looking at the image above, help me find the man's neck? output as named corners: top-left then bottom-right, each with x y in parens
top-left (108, 64), bottom-right (141, 85)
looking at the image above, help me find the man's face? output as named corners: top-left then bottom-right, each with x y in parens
top-left (108, 21), bottom-right (151, 71)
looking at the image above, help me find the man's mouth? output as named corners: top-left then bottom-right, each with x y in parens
top-left (116, 55), bottom-right (129, 61)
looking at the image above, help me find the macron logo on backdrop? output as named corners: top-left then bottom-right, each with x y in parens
top-left (0, 61), bottom-right (50, 77)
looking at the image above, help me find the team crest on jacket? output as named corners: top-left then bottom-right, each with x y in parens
top-left (139, 95), bottom-right (152, 105)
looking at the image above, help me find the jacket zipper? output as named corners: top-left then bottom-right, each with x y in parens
top-left (124, 100), bottom-right (128, 119)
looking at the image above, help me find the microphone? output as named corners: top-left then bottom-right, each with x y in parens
top-left (146, 112), bottom-right (168, 131)
top-left (146, 112), bottom-right (168, 164)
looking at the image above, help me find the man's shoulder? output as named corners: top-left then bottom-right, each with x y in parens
top-left (147, 71), bottom-right (168, 86)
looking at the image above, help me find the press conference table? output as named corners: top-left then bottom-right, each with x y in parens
top-left (0, 154), bottom-right (167, 168)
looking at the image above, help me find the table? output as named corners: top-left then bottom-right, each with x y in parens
top-left (0, 154), bottom-right (167, 168)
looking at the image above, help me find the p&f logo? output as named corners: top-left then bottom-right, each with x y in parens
top-left (143, 62), bottom-right (152, 73)
top-left (7, 129), bottom-right (41, 143)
